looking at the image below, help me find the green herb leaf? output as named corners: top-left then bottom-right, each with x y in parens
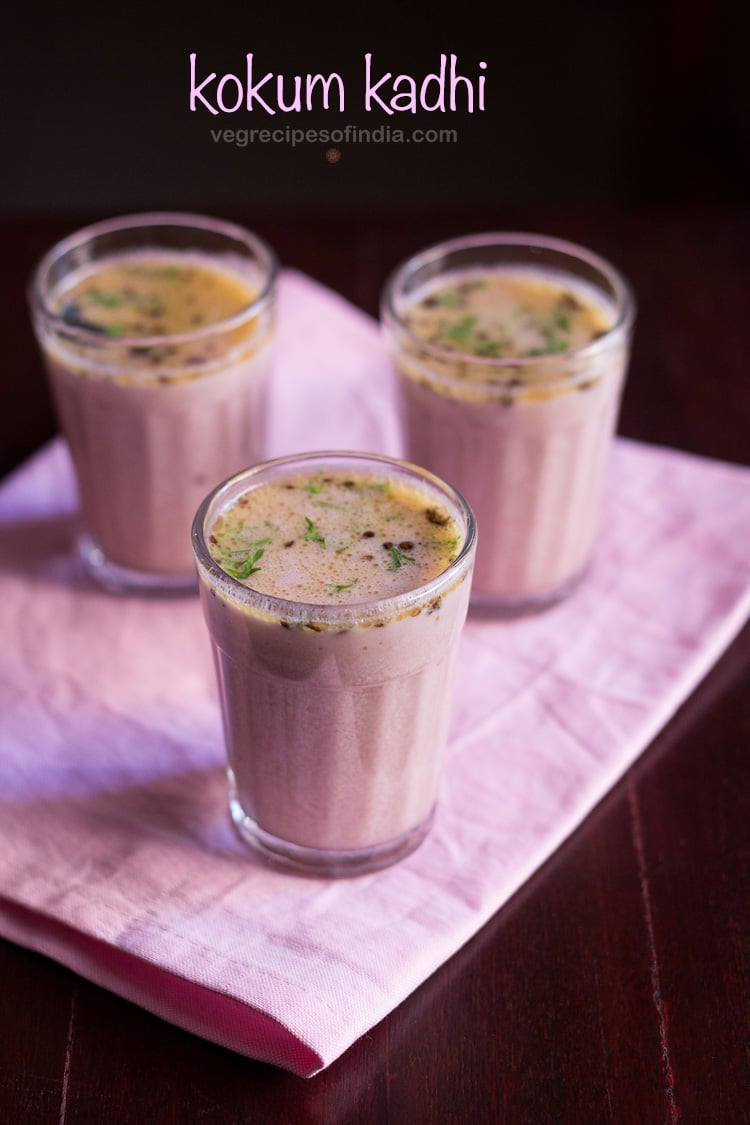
top-left (540, 333), bottom-right (568, 354)
top-left (442, 315), bottom-right (478, 344)
top-left (387, 546), bottom-right (416, 571)
top-left (436, 289), bottom-right (459, 307)
top-left (474, 338), bottom-right (502, 358)
top-left (527, 310), bottom-right (573, 356)
top-left (326, 579), bottom-right (358, 594)
top-left (424, 536), bottom-right (460, 550)
top-left (86, 289), bottom-right (122, 308)
top-left (225, 545), bottom-right (265, 580)
top-left (304, 517), bottom-right (327, 547)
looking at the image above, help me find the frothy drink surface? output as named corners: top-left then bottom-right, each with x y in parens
top-left (395, 266), bottom-right (627, 606)
top-left (404, 269), bottom-right (612, 366)
top-left (52, 253), bottom-right (257, 342)
top-left (208, 471), bottom-right (462, 604)
top-left (41, 251), bottom-right (272, 577)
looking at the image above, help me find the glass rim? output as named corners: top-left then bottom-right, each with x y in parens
top-left (192, 450), bottom-right (477, 626)
top-left (381, 230), bottom-right (636, 372)
top-left (29, 211), bottom-right (279, 349)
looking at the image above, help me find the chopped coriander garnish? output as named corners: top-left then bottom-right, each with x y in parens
top-left (224, 544), bottom-right (265, 580)
top-left (539, 330), bottom-right (569, 354)
top-left (387, 546), bottom-right (416, 571)
top-left (304, 517), bottom-right (327, 547)
top-left (474, 338), bottom-right (502, 358)
top-left (424, 536), bottom-right (460, 550)
top-left (207, 470), bottom-right (463, 600)
top-left (326, 579), bottom-right (359, 594)
top-left (86, 289), bottom-right (123, 308)
top-left (523, 309), bottom-right (573, 356)
top-left (442, 315), bottom-right (478, 344)
top-left (436, 289), bottom-right (459, 307)
top-left (406, 272), bottom-right (609, 363)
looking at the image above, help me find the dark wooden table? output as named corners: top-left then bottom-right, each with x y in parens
top-left (1, 210), bottom-right (748, 1123)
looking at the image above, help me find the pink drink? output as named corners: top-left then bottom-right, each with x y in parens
top-left (382, 234), bottom-right (635, 613)
top-left (30, 214), bottom-right (276, 595)
top-left (192, 452), bottom-right (476, 877)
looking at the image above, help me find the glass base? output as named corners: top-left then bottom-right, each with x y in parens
top-left (469, 566), bottom-right (587, 618)
top-left (228, 781), bottom-right (435, 878)
top-left (79, 533), bottom-right (197, 597)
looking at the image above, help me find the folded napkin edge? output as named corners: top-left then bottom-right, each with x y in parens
top-left (0, 895), bottom-right (326, 1078)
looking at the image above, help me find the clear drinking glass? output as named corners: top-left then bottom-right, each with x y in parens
top-left (192, 451), bottom-right (477, 877)
top-left (29, 212), bottom-right (277, 595)
top-left (381, 232), bottom-right (635, 613)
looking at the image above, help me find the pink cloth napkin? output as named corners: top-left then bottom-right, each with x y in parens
top-left (1, 270), bottom-right (750, 1077)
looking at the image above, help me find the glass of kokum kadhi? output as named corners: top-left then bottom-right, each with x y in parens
top-left (381, 232), bottom-right (635, 613)
top-left (29, 212), bottom-right (277, 595)
top-left (192, 451), bottom-right (477, 877)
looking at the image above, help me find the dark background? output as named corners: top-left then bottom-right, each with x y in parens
top-left (2, 1), bottom-right (748, 219)
top-left (2, 0), bottom-right (748, 483)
